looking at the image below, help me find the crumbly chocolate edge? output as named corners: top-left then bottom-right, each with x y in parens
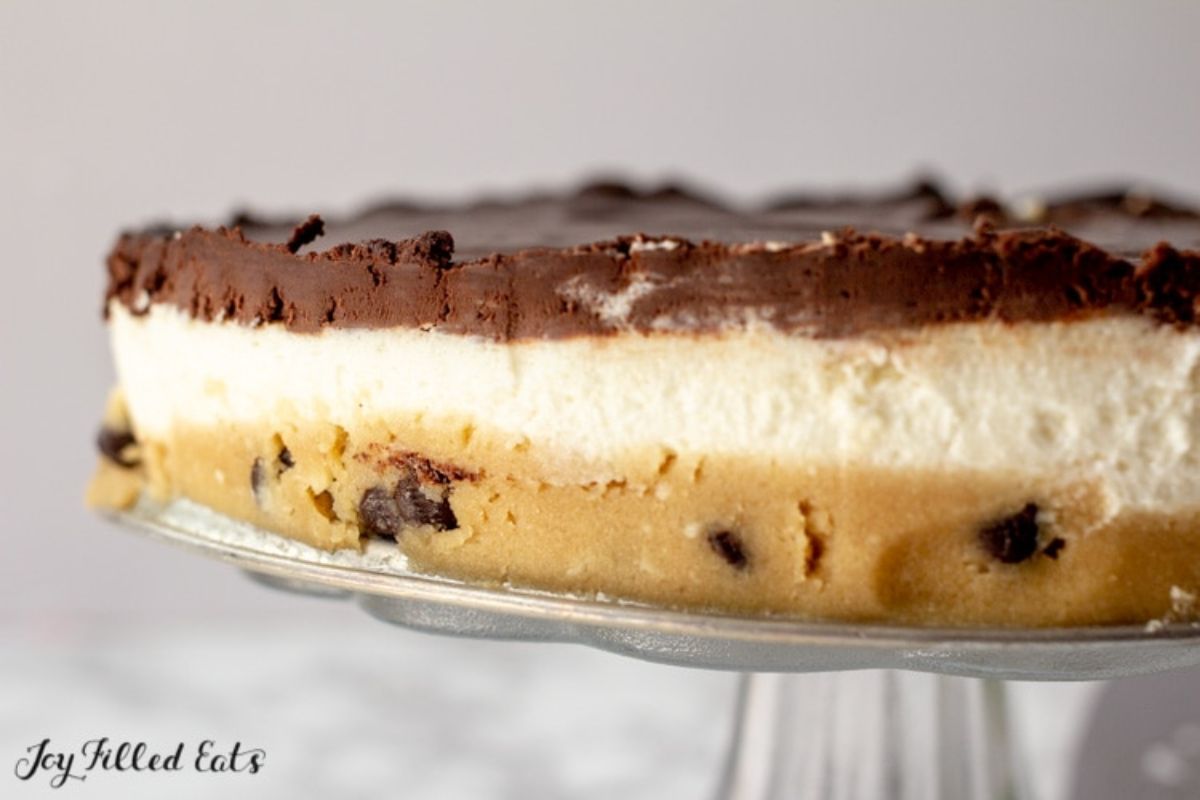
top-left (103, 203), bottom-right (1200, 341)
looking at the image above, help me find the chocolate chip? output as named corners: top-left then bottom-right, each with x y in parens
top-left (357, 469), bottom-right (458, 539)
top-left (359, 486), bottom-right (403, 539)
top-left (804, 534), bottom-right (824, 577)
top-left (394, 472), bottom-right (457, 530)
top-left (979, 503), bottom-right (1040, 564)
top-left (250, 458), bottom-right (265, 505)
top-left (277, 447), bottom-right (295, 471)
top-left (1042, 537), bottom-right (1066, 559)
top-left (285, 214), bottom-right (325, 254)
top-left (707, 530), bottom-right (748, 569)
top-left (96, 426), bottom-right (139, 468)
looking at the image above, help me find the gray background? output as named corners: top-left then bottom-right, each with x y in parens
top-left (3, 2), bottom-right (1200, 799)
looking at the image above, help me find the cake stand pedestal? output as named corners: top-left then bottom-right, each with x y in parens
top-left (717, 671), bottom-right (1024, 800)
top-left (110, 499), bottom-right (1200, 800)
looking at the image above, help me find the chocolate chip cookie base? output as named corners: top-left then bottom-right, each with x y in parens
top-left (88, 410), bottom-right (1200, 627)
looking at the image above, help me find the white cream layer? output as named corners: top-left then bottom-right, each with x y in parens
top-left (109, 303), bottom-right (1200, 512)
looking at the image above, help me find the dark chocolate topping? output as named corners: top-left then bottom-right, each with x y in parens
top-left (104, 178), bottom-right (1200, 339)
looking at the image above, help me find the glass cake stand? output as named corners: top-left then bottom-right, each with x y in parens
top-left (108, 498), bottom-right (1200, 800)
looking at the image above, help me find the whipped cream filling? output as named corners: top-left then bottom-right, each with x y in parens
top-left (109, 303), bottom-right (1200, 512)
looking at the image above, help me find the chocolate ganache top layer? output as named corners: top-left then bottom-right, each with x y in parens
top-left (104, 178), bottom-right (1200, 339)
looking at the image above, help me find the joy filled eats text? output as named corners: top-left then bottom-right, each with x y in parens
top-left (13, 737), bottom-right (265, 788)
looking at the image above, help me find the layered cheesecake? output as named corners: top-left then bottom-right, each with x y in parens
top-left (89, 180), bottom-right (1200, 626)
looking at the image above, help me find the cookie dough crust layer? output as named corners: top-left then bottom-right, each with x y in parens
top-left (90, 412), bottom-right (1200, 627)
